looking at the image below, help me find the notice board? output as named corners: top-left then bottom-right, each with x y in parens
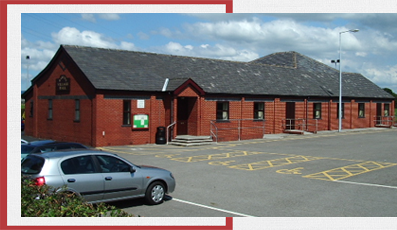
top-left (132, 114), bottom-right (149, 130)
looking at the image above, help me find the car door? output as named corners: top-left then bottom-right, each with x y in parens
top-left (94, 155), bottom-right (144, 201)
top-left (60, 155), bottom-right (104, 202)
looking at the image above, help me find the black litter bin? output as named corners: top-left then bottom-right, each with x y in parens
top-left (156, 126), bottom-right (167, 144)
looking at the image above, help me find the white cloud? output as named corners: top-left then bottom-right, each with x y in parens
top-left (177, 19), bottom-right (346, 56)
top-left (20, 14), bottom-right (397, 93)
top-left (21, 38), bottom-right (57, 72)
top-left (81, 13), bottom-right (120, 22)
top-left (51, 27), bottom-right (135, 51)
top-left (356, 52), bottom-right (367, 57)
top-left (81, 13), bottom-right (96, 23)
top-left (120, 41), bottom-right (136, 51)
top-left (98, 13), bottom-right (120, 21)
top-left (162, 42), bottom-right (258, 61)
top-left (138, 32), bottom-right (150, 40)
top-left (364, 64), bottom-right (397, 86)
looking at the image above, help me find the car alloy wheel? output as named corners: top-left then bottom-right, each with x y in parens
top-left (145, 182), bottom-right (165, 205)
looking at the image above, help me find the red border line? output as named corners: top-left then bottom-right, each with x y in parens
top-left (1, 0), bottom-right (233, 13)
top-left (3, 217), bottom-right (233, 230)
top-left (1, 0), bottom-right (233, 229)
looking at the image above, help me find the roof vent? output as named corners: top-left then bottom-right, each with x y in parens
top-left (162, 78), bottom-right (169, 92)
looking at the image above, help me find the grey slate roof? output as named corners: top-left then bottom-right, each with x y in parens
top-left (61, 45), bottom-right (393, 99)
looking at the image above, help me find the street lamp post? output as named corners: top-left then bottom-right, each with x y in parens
top-left (338, 29), bottom-right (359, 132)
top-left (331, 59), bottom-right (339, 69)
top-left (26, 55), bottom-right (30, 87)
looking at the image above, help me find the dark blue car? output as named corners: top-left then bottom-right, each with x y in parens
top-left (21, 140), bottom-right (88, 160)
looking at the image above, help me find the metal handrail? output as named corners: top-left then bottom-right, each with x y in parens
top-left (210, 119), bottom-right (265, 142)
top-left (374, 116), bottom-right (395, 127)
top-left (282, 118), bottom-right (305, 131)
top-left (166, 121), bottom-right (176, 145)
top-left (210, 121), bottom-right (218, 143)
top-left (282, 118), bottom-right (318, 133)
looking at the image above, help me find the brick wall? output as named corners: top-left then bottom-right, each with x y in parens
top-left (24, 54), bottom-right (94, 146)
top-left (24, 51), bottom-right (395, 147)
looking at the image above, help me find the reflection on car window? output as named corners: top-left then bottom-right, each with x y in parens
top-left (21, 156), bottom-right (45, 174)
top-left (57, 145), bottom-right (72, 150)
top-left (61, 156), bottom-right (96, 174)
top-left (21, 145), bottom-right (35, 154)
top-left (38, 147), bottom-right (55, 153)
top-left (96, 155), bottom-right (131, 173)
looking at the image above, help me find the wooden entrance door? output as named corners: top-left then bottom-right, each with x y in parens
top-left (376, 103), bottom-right (382, 124)
top-left (286, 102), bottom-right (296, 129)
top-left (177, 98), bottom-right (189, 135)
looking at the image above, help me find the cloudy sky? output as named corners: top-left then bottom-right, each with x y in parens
top-left (21, 13), bottom-right (397, 93)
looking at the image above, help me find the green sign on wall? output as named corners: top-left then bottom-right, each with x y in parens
top-left (133, 114), bottom-right (149, 129)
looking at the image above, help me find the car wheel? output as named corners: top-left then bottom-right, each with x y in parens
top-left (145, 181), bottom-right (165, 205)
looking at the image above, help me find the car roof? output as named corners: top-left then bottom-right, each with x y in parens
top-left (27, 141), bottom-right (86, 147)
top-left (27, 140), bottom-right (55, 146)
top-left (29, 149), bottom-right (115, 160)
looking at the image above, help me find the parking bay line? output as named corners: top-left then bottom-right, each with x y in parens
top-left (334, 180), bottom-right (397, 190)
top-left (172, 198), bottom-right (256, 217)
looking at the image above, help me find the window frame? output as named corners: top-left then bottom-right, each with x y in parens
top-left (358, 103), bottom-right (365, 118)
top-left (74, 99), bottom-right (80, 122)
top-left (253, 102), bottom-right (265, 120)
top-left (123, 100), bottom-right (131, 126)
top-left (313, 103), bottom-right (322, 119)
top-left (216, 101), bottom-right (229, 121)
top-left (384, 104), bottom-right (390, 117)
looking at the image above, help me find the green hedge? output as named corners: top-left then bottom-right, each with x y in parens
top-left (21, 176), bottom-right (134, 217)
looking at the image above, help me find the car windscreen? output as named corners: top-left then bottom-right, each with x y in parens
top-left (21, 145), bottom-right (35, 154)
top-left (21, 155), bottom-right (45, 174)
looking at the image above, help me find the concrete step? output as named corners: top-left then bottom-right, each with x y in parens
top-left (375, 124), bottom-right (393, 128)
top-left (169, 135), bottom-right (214, 147)
top-left (283, 129), bottom-right (314, 135)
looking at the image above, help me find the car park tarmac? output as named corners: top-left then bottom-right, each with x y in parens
top-left (96, 128), bottom-right (397, 217)
top-left (24, 128), bottom-right (397, 217)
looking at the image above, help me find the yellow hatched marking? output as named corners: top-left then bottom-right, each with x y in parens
top-left (303, 161), bottom-right (397, 181)
top-left (229, 155), bottom-right (323, 171)
top-left (168, 151), bottom-right (265, 163)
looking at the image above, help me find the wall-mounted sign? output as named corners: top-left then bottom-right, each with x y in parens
top-left (132, 114), bottom-right (149, 130)
top-left (137, 100), bottom-right (145, 108)
top-left (56, 75), bottom-right (70, 93)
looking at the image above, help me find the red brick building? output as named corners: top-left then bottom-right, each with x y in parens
top-left (22, 45), bottom-right (395, 147)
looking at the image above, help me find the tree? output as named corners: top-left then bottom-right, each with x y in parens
top-left (383, 88), bottom-right (397, 103)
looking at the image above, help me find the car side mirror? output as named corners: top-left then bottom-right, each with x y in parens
top-left (130, 166), bottom-right (136, 173)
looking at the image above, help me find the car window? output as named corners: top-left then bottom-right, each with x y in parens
top-left (61, 156), bottom-right (96, 174)
top-left (56, 145), bottom-right (73, 150)
top-left (21, 156), bottom-right (45, 174)
top-left (95, 155), bottom-right (131, 173)
top-left (21, 145), bottom-right (35, 154)
top-left (36, 146), bottom-right (56, 153)
top-left (70, 144), bottom-right (87, 149)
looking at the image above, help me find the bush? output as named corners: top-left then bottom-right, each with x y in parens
top-left (21, 176), bottom-right (134, 217)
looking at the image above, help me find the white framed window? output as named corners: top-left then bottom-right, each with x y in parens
top-left (216, 102), bottom-right (229, 120)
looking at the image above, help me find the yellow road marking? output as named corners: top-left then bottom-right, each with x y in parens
top-left (276, 167), bottom-right (304, 174)
top-left (168, 151), bottom-right (266, 163)
top-left (208, 160), bottom-right (236, 166)
top-left (229, 155), bottom-right (323, 171)
top-left (303, 161), bottom-right (397, 181)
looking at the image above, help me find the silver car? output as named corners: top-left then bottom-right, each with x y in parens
top-left (21, 150), bottom-right (176, 205)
